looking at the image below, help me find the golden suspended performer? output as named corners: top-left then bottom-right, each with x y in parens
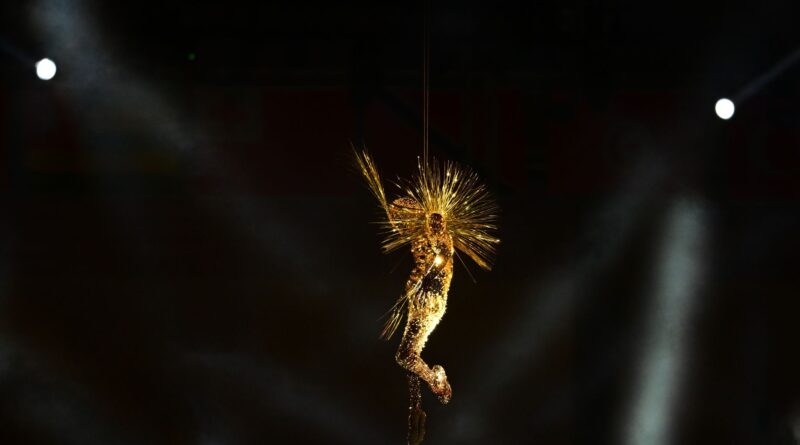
top-left (355, 149), bottom-right (499, 444)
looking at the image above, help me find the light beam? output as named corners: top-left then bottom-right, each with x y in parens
top-left (624, 198), bottom-right (707, 445)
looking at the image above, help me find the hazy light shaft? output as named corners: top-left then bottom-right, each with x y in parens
top-left (625, 198), bottom-right (706, 445)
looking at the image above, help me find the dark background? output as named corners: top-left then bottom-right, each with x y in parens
top-left (1, 1), bottom-right (799, 444)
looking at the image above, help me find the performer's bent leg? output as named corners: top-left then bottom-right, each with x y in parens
top-left (396, 316), bottom-right (452, 404)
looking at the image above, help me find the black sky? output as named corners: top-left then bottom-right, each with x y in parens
top-left (1, 1), bottom-right (799, 444)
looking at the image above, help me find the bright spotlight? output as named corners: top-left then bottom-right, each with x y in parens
top-left (35, 58), bottom-right (57, 80)
top-left (714, 98), bottom-right (734, 120)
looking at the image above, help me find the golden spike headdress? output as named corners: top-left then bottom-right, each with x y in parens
top-left (354, 148), bottom-right (500, 272)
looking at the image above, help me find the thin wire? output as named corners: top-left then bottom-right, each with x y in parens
top-left (422, 0), bottom-right (430, 163)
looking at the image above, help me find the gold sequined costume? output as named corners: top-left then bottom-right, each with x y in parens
top-left (355, 149), bottom-right (499, 444)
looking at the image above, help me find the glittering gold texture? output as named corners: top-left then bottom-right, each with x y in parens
top-left (355, 148), bottom-right (499, 443)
